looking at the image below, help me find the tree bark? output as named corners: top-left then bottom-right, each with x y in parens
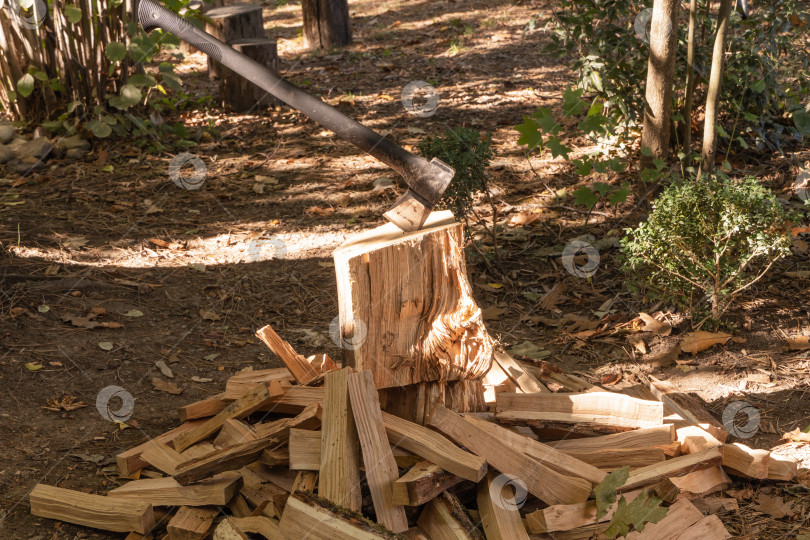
top-left (204, 4), bottom-right (264, 80)
top-left (700, 0), bottom-right (734, 174)
top-left (683, 0), bottom-right (698, 154)
top-left (640, 0), bottom-right (680, 172)
top-left (220, 38), bottom-right (279, 112)
top-left (301, 0), bottom-right (351, 50)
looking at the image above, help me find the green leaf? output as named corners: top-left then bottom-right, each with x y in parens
top-left (128, 74), bottom-right (157, 87)
top-left (609, 185), bottom-right (631, 205)
top-left (87, 119), bottom-right (112, 138)
top-left (594, 466), bottom-right (630, 520)
top-left (562, 87), bottom-right (587, 116)
top-left (573, 158), bottom-right (593, 176)
top-left (109, 84), bottom-right (142, 110)
top-left (65, 4), bottom-right (82, 23)
top-left (160, 71), bottom-right (182, 91)
top-left (515, 116), bottom-right (542, 151)
top-left (16, 73), bottom-right (35, 98)
top-left (750, 79), bottom-right (767, 93)
top-left (641, 146), bottom-right (653, 157)
top-left (604, 489), bottom-right (668, 538)
top-left (573, 186), bottom-right (599, 209)
top-left (102, 165), bottom-right (114, 172)
top-left (105, 41), bottom-right (127, 63)
top-left (716, 123), bottom-right (729, 138)
top-left (546, 136), bottom-right (571, 160)
top-left (736, 136), bottom-right (749, 149)
top-left (33, 70), bottom-right (48, 82)
top-left (794, 110), bottom-right (810, 135)
top-left (592, 182), bottom-right (612, 196)
top-left (652, 158), bottom-right (666, 170)
top-left (67, 100), bottom-right (81, 113)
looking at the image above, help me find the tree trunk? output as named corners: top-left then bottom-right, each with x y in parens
top-left (333, 211), bottom-right (493, 421)
top-left (301, 0), bottom-right (351, 50)
top-left (700, 0), bottom-right (734, 174)
top-left (683, 0), bottom-right (698, 154)
top-left (205, 4), bottom-right (264, 80)
top-left (640, 0), bottom-right (680, 172)
top-left (220, 38), bottom-right (279, 112)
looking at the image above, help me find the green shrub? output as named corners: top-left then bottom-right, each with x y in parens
top-left (621, 175), bottom-right (796, 323)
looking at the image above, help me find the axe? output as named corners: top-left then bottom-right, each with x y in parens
top-left (137, 0), bottom-right (453, 232)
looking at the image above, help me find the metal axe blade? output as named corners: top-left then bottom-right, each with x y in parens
top-left (137, 0), bottom-right (454, 232)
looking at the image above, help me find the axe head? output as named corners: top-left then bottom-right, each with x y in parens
top-left (383, 158), bottom-right (455, 232)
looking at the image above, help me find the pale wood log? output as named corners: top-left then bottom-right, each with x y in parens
top-left (301, 0), bottom-right (351, 49)
top-left (180, 393), bottom-right (230, 422)
top-left (213, 516), bottom-right (250, 539)
top-left (124, 533), bottom-right (153, 540)
top-left (669, 466), bottom-right (730, 499)
top-left (29, 484), bottom-right (155, 534)
top-left (768, 453), bottom-right (798, 481)
top-left (417, 491), bottom-right (483, 540)
top-left (333, 211), bottom-right (494, 389)
top-left (181, 442), bottom-right (219, 462)
top-left (141, 440), bottom-right (185, 476)
top-left (675, 425), bottom-right (723, 452)
top-left (214, 418), bottom-right (258, 448)
top-left (347, 370), bottom-right (408, 532)
top-left (116, 421), bottom-right (204, 477)
top-left (673, 514), bottom-right (731, 540)
top-left (251, 464), bottom-right (298, 493)
top-left (463, 414), bottom-right (607, 484)
top-left (228, 493), bottom-right (253, 518)
top-left (289, 428), bottom-right (322, 470)
top-left (257, 386), bottom-right (324, 414)
top-left (496, 392), bottom-right (663, 429)
top-left (253, 401), bottom-right (322, 442)
top-left (292, 471), bottom-right (318, 493)
top-left (205, 4), bottom-right (264, 79)
top-left (229, 516), bottom-right (285, 539)
top-left (561, 447), bottom-right (666, 471)
top-left (319, 368), bottom-right (362, 511)
top-left (278, 493), bottom-right (396, 539)
top-left (166, 506), bottom-right (218, 540)
top-left (382, 411), bottom-right (486, 482)
top-left (647, 377), bottom-right (728, 442)
top-left (481, 360), bottom-right (516, 404)
top-left (378, 379), bottom-right (486, 425)
top-left (477, 470), bottom-right (530, 540)
top-left (256, 325), bottom-right (336, 384)
top-left (721, 443), bottom-right (770, 479)
top-left (428, 405), bottom-right (592, 505)
top-left (260, 448), bottom-right (289, 467)
top-left (524, 489), bottom-right (644, 534)
top-left (174, 438), bottom-right (277, 485)
top-left (620, 447), bottom-right (723, 491)
top-left (224, 368), bottom-right (292, 400)
top-left (220, 39), bottom-right (280, 113)
top-left (108, 475), bottom-right (241, 506)
top-left (392, 461), bottom-right (462, 506)
top-left (492, 351), bottom-right (549, 393)
top-left (548, 424), bottom-right (675, 452)
top-left (624, 498), bottom-right (703, 540)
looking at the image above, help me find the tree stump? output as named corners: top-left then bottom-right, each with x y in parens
top-left (301, 0), bottom-right (352, 49)
top-left (205, 4), bottom-right (265, 79)
top-left (219, 38), bottom-right (279, 112)
top-left (333, 210), bottom-right (493, 422)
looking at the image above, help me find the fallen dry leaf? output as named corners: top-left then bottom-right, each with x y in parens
top-left (200, 309), bottom-right (221, 321)
top-left (792, 226), bottom-right (810, 236)
top-left (639, 312), bottom-right (672, 336)
top-left (539, 282), bottom-right (566, 310)
top-left (643, 344), bottom-right (680, 367)
top-left (149, 238), bottom-right (183, 250)
top-left (726, 487), bottom-right (755, 500)
top-left (753, 494), bottom-right (796, 519)
top-left (43, 395), bottom-right (89, 412)
top-left (306, 205), bottom-right (335, 216)
top-left (680, 330), bottom-right (732, 355)
top-left (781, 428), bottom-right (810, 443)
top-left (152, 377), bottom-right (184, 395)
top-left (482, 305), bottom-right (506, 321)
top-left (628, 334), bottom-right (647, 354)
top-left (601, 373), bottom-right (622, 386)
top-left (786, 335), bottom-right (810, 350)
top-left (508, 210), bottom-right (544, 227)
top-left (155, 360), bottom-right (173, 378)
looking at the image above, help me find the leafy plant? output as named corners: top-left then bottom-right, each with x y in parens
top-left (418, 128), bottom-right (499, 260)
top-left (621, 174), bottom-right (796, 324)
top-left (593, 467), bottom-right (668, 538)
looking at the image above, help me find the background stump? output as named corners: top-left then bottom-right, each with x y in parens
top-left (219, 38), bottom-right (279, 112)
top-left (302, 0), bottom-right (352, 49)
top-left (205, 4), bottom-right (265, 79)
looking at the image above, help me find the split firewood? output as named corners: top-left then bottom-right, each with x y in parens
top-left (253, 401), bottom-right (322, 442)
top-left (229, 515), bottom-right (285, 539)
top-left (392, 461), bottom-right (462, 506)
top-left (674, 514), bottom-right (731, 539)
top-left (428, 405), bottom-right (592, 505)
top-left (174, 438), bottom-right (277, 485)
top-left (496, 391), bottom-right (664, 429)
top-left (107, 475), bottom-right (241, 506)
top-left (560, 447), bottom-right (666, 471)
top-left (624, 498), bottom-right (704, 539)
top-left (214, 418), bottom-right (258, 448)
top-left (140, 439), bottom-right (185, 476)
top-left (721, 443), bottom-right (770, 479)
top-left (291, 471), bottom-right (318, 493)
top-left (767, 453), bottom-right (798, 481)
top-left (319, 368), bottom-right (363, 511)
top-left (180, 393), bottom-right (230, 422)
top-left (174, 381), bottom-right (284, 452)
top-left (289, 428), bottom-right (322, 470)
top-left (619, 447), bottom-right (723, 491)
top-left (492, 350), bottom-right (549, 393)
top-left (124, 533), bottom-right (153, 540)
top-left (166, 506), bottom-right (218, 539)
top-left (116, 420), bottom-right (204, 477)
top-left (224, 368), bottom-right (293, 400)
top-left (279, 492), bottom-right (399, 539)
top-left (257, 386), bottom-right (324, 414)
top-left (647, 376), bottom-right (728, 442)
top-left (213, 516), bottom-right (249, 539)
top-left (241, 461), bottom-right (296, 494)
top-left (548, 424), bottom-right (676, 452)
top-left (417, 491), bottom-right (483, 540)
top-left (227, 493), bottom-right (252, 518)
top-left (669, 466), bottom-right (731, 499)
top-left (481, 360), bottom-right (517, 403)
top-left (676, 425), bottom-right (723, 451)
top-left (260, 447), bottom-right (289, 467)
top-left (256, 324), bottom-right (337, 384)
top-left (524, 489), bottom-right (644, 534)
top-left (29, 484), bottom-right (155, 534)
top-left (347, 370), bottom-right (408, 533)
top-left (476, 470), bottom-right (530, 540)
top-left (181, 441), bottom-right (219, 461)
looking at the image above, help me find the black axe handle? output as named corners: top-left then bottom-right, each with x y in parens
top-left (137, 0), bottom-right (453, 219)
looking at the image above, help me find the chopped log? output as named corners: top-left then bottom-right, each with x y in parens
top-left (180, 394), bottom-right (230, 422)
top-left (213, 516), bottom-right (250, 539)
top-left (560, 447), bottom-right (666, 471)
top-left (289, 428), bottom-right (322, 470)
top-left (428, 405), bottom-right (592, 505)
top-left (29, 484), bottom-right (155, 534)
top-left (278, 492), bottom-right (397, 540)
top-left (495, 392), bottom-right (664, 429)
top-left (224, 368), bottom-right (292, 400)
top-left (481, 360), bottom-right (516, 403)
top-left (141, 439), bottom-right (185, 476)
top-left (116, 421), bottom-right (204, 477)
top-left (674, 514), bottom-right (731, 539)
top-left (319, 368), bottom-right (362, 511)
top-left (721, 443), bottom-right (770, 479)
top-left (124, 533), bottom-right (153, 540)
top-left (417, 491), bottom-right (483, 540)
top-left (205, 4), bottom-right (264, 79)
top-left (333, 211), bottom-right (494, 390)
top-left (347, 370), bottom-right (408, 533)
top-left (392, 461), bottom-right (462, 507)
top-left (382, 411), bottom-right (486, 482)
top-left (620, 447), bottom-right (723, 491)
top-left (378, 379), bottom-right (486, 425)
top-left (492, 351), bottom-right (548, 393)
top-left (220, 39), bottom-right (280, 113)
top-left (174, 438), bottom-right (277, 485)
top-left (392, 447), bottom-right (421, 468)
top-left (108, 475), bottom-right (241, 506)
top-left (214, 419), bottom-right (258, 448)
top-left (250, 463), bottom-right (298, 493)
top-left (524, 489), bottom-right (644, 534)
top-left (166, 506), bottom-right (218, 539)
top-left (256, 325), bottom-right (336, 384)
top-left (548, 424), bottom-right (676, 452)
top-left (476, 470), bottom-right (530, 540)
top-left (669, 466), bottom-right (730, 499)
top-left (228, 493), bottom-right (252, 518)
top-left (181, 441), bottom-right (218, 462)
top-left (253, 401), bottom-right (322, 441)
top-left (301, 0), bottom-right (352, 49)
top-left (463, 414), bottom-right (607, 484)
top-left (292, 471), bottom-right (318, 493)
top-left (624, 498), bottom-right (704, 539)
top-left (261, 447), bottom-right (289, 467)
top-left (174, 382), bottom-right (283, 452)
top-left (258, 386), bottom-right (324, 414)
top-left (675, 425), bottom-right (723, 451)
top-left (229, 516), bottom-right (285, 539)
top-left (768, 453), bottom-right (798, 481)
top-left (647, 377), bottom-right (728, 442)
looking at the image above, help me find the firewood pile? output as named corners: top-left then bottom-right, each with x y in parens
top-left (27, 320), bottom-right (803, 539)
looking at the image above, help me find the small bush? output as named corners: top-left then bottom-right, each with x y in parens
top-left (621, 175), bottom-right (796, 324)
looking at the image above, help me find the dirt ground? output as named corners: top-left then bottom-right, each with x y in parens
top-left (1, 0), bottom-right (809, 537)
